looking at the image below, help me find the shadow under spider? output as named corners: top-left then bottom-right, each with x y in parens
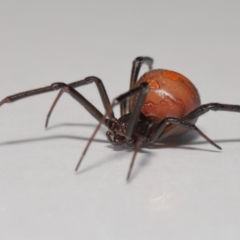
top-left (1, 122), bottom-right (240, 150)
top-left (76, 145), bottom-right (153, 177)
top-left (1, 122), bottom-right (240, 177)
top-left (0, 122), bottom-right (107, 146)
top-left (45, 122), bottom-right (100, 130)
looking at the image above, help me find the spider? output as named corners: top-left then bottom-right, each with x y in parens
top-left (1, 56), bottom-right (240, 180)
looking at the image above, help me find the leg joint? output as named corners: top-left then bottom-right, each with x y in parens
top-left (51, 82), bottom-right (67, 90)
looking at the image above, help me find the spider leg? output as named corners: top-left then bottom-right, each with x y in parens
top-left (147, 103), bottom-right (240, 142)
top-left (127, 120), bottom-right (153, 181)
top-left (0, 82), bottom-right (107, 125)
top-left (121, 56), bottom-right (153, 116)
top-left (118, 82), bottom-right (150, 141)
top-left (75, 82), bottom-right (150, 172)
top-left (45, 76), bottom-right (113, 127)
top-left (149, 117), bottom-right (221, 150)
top-left (127, 137), bottom-right (145, 181)
top-left (182, 103), bottom-right (240, 122)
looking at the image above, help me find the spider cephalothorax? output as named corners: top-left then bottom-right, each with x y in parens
top-left (106, 116), bottom-right (129, 146)
top-left (106, 113), bottom-right (153, 147)
top-left (1, 56), bottom-right (240, 180)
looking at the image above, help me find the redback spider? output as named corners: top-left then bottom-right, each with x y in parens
top-left (1, 56), bottom-right (240, 180)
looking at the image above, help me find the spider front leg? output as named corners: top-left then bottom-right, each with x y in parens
top-left (0, 82), bottom-right (109, 127)
top-left (149, 117), bottom-right (221, 150)
top-left (45, 76), bottom-right (114, 127)
top-left (120, 56), bottom-right (153, 116)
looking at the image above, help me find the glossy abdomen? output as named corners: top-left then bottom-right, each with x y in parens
top-left (135, 69), bottom-right (201, 123)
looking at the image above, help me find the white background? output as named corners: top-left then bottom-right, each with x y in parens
top-left (1, 1), bottom-right (240, 239)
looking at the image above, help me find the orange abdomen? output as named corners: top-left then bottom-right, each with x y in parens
top-left (135, 69), bottom-right (201, 123)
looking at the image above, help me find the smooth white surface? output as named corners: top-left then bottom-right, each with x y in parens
top-left (1, 1), bottom-right (240, 239)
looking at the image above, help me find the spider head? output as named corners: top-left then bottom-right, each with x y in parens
top-left (105, 113), bottom-right (152, 147)
top-left (106, 113), bottom-right (136, 147)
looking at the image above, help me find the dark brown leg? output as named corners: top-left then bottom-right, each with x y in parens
top-left (149, 103), bottom-right (240, 142)
top-left (126, 120), bottom-right (153, 181)
top-left (120, 100), bottom-right (127, 117)
top-left (149, 117), bottom-right (221, 150)
top-left (127, 138), bottom-right (142, 181)
top-left (0, 85), bottom-right (55, 106)
top-left (125, 83), bottom-right (149, 141)
top-left (45, 76), bottom-right (113, 127)
top-left (183, 103), bottom-right (240, 122)
top-left (0, 82), bottom-right (107, 125)
top-left (121, 56), bottom-right (153, 115)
